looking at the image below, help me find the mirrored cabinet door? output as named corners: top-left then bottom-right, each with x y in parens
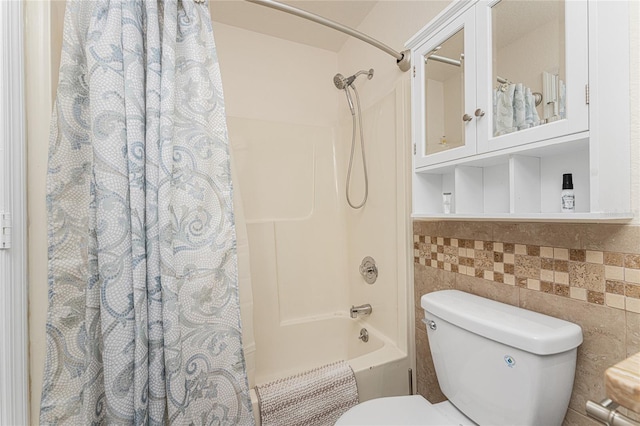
top-left (476, 0), bottom-right (588, 152)
top-left (414, 9), bottom-right (477, 168)
top-left (424, 28), bottom-right (465, 156)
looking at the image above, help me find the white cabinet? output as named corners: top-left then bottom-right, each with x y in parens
top-left (407, 0), bottom-right (631, 221)
top-left (475, 0), bottom-right (589, 154)
top-left (413, 7), bottom-right (477, 168)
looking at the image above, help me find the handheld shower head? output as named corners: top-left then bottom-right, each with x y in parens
top-left (333, 69), bottom-right (374, 90)
top-left (333, 73), bottom-right (352, 90)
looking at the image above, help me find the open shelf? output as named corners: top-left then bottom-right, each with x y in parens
top-left (412, 134), bottom-right (632, 221)
top-left (412, 212), bottom-right (634, 223)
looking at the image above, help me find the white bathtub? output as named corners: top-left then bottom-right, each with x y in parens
top-left (248, 316), bottom-right (409, 425)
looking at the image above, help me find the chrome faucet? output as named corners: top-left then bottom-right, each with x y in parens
top-left (350, 304), bottom-right (372, 318)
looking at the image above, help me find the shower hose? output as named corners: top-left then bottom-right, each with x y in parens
top-left (345, 85), bottom-right (368, 209)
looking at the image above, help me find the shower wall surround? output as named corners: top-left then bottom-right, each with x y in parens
top-left (413, 220), bottom-right (640, 425)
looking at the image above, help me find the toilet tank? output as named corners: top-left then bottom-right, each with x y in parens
top-left (421, 290), bottom-right (583, 426)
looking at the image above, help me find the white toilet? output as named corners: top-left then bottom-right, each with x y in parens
top-left (336, 290), bottom-right (583, 426)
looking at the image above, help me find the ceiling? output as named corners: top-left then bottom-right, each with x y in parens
top-left (209, 0), bottom-right (378, 52)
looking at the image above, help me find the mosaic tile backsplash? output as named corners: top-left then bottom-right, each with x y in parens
top-left (413, 235), bottom-right (640, 313)
top-left (412, 222), bottom-right (640, 425)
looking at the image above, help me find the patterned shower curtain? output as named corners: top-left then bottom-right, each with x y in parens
top-left (40, 0), bottom-right (253, 424)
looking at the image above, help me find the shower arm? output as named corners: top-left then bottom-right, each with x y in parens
top-left (244, 0), bottom-right (411, 72)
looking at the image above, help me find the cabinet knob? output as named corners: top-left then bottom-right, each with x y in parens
top-left (462, 113), bottom-right (473, 122)
top-left (475, 108), bottom-right (485, 118)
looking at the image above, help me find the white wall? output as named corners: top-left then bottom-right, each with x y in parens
top-left (213, 23), bottom-right (339, 127)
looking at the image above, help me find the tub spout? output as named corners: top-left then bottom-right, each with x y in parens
top-left (350, 304), bottom-right (372, 318)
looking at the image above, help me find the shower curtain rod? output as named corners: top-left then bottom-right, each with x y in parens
top-left (244, 0), bottom-right (411, 72)
top-left (427, 54), bottom-right (461, 67)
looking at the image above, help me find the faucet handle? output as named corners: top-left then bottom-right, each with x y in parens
top-left (360, 256), bottom-right (378, 284)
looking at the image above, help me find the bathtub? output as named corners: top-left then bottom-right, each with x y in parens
top-left (248, 315), bottom-right (409, 425)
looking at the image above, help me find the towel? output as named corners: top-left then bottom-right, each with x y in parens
top-left (524, 87), bottom-right (540, 128)
top-left (494, 83), bottom-right (516, 136)
top-left (513, 83), bottom-right (526, 128)
top-left (255, 361), bottom-right (359, 426)
top-left (494, 83), bottom-right (541, 136)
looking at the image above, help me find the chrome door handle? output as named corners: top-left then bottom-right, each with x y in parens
top-left (475, 108), bottom-right (485, 117)
top-left (462, 113), bottom-right (473, 122)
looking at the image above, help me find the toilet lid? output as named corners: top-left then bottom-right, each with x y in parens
top-left (335, 395), bottom-right (475, 426)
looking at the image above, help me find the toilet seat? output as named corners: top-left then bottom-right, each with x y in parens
top-left (334, 395), bottom-right (476, 426)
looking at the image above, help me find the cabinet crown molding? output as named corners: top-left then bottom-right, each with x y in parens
top-left (405, 0), bottom-right (475, 49)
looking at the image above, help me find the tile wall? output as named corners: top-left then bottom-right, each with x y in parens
top-left (413, 221), bottom-right (640, 425)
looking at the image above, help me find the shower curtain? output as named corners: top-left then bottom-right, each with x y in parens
top-left (40, 0), bottom-right (253, 424)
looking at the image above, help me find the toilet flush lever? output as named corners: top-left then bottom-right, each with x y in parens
top-left (422, 319), bottom-right (437, 330)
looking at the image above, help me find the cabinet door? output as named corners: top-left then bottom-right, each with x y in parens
top-left (476, 0), bottom-right (588, 153)
top-left (413, 8), bottom-right (477, 168)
